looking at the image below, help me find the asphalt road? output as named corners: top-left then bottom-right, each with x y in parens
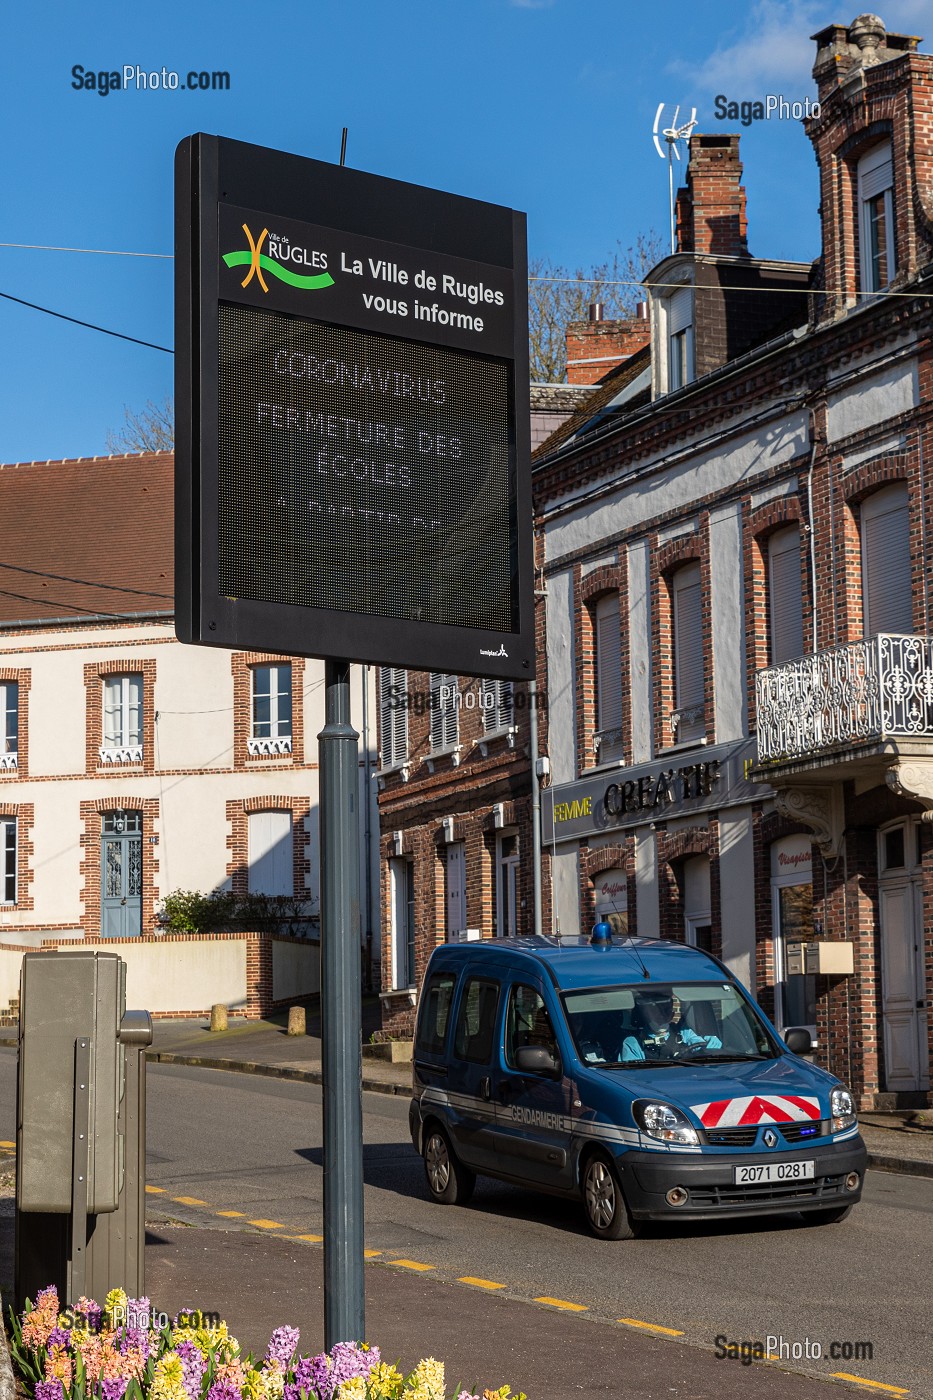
top-left (1, 1051), bottom-right (928, 1395)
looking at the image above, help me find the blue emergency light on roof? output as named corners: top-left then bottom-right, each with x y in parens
top-left (590, 921), bottom-right (612, 947)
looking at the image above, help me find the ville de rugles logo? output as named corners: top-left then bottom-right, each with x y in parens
top-left (222, 223), bottom-right (335, 292)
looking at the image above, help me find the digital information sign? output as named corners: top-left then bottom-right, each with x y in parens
top-left (175, 135), bottom-right (533, 678)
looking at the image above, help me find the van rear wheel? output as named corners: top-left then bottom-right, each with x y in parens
top-left (423, 1124), bottom-right (475, 1206)
top-left (582, 1153), bottom-right (635, 1239)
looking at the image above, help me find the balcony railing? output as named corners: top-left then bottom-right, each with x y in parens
top-left (756, 634), bottom-right (933, 764)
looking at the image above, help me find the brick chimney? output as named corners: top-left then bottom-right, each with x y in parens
top-left (674, 133), bottom-right (750, 257)
top-left (565, 306), bottom-right (650, 386)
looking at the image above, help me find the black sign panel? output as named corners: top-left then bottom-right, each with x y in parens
top-left (175, 135), bottom-right (532, 677)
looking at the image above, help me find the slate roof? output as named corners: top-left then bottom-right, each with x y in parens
top-left (0, 452), bottom-right (175, 626)
top-left (531, 343), bottom-right (652, 464)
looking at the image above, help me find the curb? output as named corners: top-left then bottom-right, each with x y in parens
top-left (865, 1150), bottom-right (933, 1179)
top-left (146, 1050), bottom-right (411, 1097)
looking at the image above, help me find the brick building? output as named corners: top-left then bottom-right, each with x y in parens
top-left (534, 12), bottom-right (933, 1108)
top-left (0, 452), bottom-right (380, 1016)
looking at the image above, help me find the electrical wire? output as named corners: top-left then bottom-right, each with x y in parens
top-left (0, 290), bottom-right (171, 352)
top-left (0, 559), bottom-right (173, 600)
top-left (0, 241), bottom-right (171, 258)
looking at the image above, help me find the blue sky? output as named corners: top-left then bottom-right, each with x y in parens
top-left (4, 0), bottom-right (929, 463)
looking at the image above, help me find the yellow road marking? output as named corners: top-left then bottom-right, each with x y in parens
top-left (216, 1210), bottom-right (245, 1218)
top-left (249, 1218), bottom-right (287, 1230)
top-left (830, 1377), bottom-right (909, 1396)
top-left (145, 1185), bottom-right (166, 1194)
top-left (459, 1277), bottom-right (505, 1290)
top-left (364, 1249), bottom-right (382, 1258)
top-left (535, 1296), bottom-right (587, 1312)
top-left (0, 1140), bottom-right (15, 1149)
top-left (173, 1196), bottom-right (207, 1206)
top-left (618, 1317), bottom-right (685, 1337)
top-left (294, 1233), bottom-right (324, 1242)
top-left (393, 1259), bottom-right (435, 1271)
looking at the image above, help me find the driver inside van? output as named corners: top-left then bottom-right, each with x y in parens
top-left (620, 989), bottom-right (722, 1061)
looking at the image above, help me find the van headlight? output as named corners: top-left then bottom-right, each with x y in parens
top-left (635, 1101), bottom-right (699, 1147)
top-left (830, 1086), bottom-right (856, 1133)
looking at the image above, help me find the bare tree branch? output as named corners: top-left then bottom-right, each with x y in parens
top-left (106, 395), bottom-right (175, 453)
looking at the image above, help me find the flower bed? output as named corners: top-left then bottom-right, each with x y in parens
top-left (9, 1289), bottom-right (527, 1400)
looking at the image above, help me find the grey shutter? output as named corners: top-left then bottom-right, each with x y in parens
top-left (669, 287), bottom-right (693, 333)
top-left (430, 673), bottom-right (458, 751)
top-left (594, 593), bottom-right (623, 761)
top-left (862, 486), bottom-right (912, 636)
top-left (860, 146), bottom-right (893, 200)
top-left (379, 666), bottom-right (408, 766)
top-left (769, 526), bottom-right (804, 664)
top-left (673, 564), bottom-right (705, 741)
top-left (482, 679), bottom-right (513, 732)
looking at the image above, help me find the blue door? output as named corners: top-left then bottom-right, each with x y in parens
top-left (101, 810), bottom-right (142, 937)
top-left (446, 976), bottom-right (501, 1171)
top-left (493, 981), bottom-right (573, 1188)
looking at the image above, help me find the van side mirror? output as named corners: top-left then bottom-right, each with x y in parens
top-left (784, 1027), bottom-right (813, 1055)
top-left (515, 1044), bottom-right (561, 1077)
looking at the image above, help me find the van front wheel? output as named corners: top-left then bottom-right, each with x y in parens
top-left (582, 1153), bottom-right (635, 1239)
top-left (423, 1125), bottom-right (476, 1206)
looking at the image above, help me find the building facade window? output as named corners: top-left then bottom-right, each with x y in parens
top-left (671, 563), bottom-right (705, 742)
top-left (101, 674), bottom-right (143, 764)
top-left (0, 682), bottom-right (17, 771)
top-left (247, 809), bottom-right (294, 895)
top-left (481, 678), bottom-right (514, 734)
top-left (770, 835), bottom-right (816, 1040)
top-left (768, 525), bottom-right (805, 664)
top-left (496, 832), bottom-right (520, 938)
top-left (861, 483), bottom-right (912, 636)
top-left (667, 286), bottom-right (695, 391)
top-left (249, 664), bottom-right (292, 756)
top-left (683, 854), bottom-right (712, 953)
top-left (593, 593), bottom-right (624, 763)
top-left (379, 666), bottom-right (409, 768)
top-left (858, 143), bottom-right (896, 295)
top-left (430, 673), bottom-right (458, 753)
top-left (390, 857), bottom-right (416, 988)
top-left (101, 809), bottom-right (143, 937)
top-left (1, 817), bottom-right (16, 904)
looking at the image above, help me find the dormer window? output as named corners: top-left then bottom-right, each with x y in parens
top-left (858, 143), bottom-right (895, 295)
top-left (667, 286), bottom-right (694, 391)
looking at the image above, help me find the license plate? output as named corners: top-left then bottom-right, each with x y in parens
top-left (734, 1159), bottom-right (815, 1185)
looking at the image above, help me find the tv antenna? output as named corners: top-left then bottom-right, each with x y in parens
top-left (653, 103), bottom-right (698, 254)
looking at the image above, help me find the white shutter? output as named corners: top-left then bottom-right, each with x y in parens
top-left (594, 593), bottom-right (623, 761)
top-left (430, 673), bottom-right (458, 751)
top-left (482, 678), bottom-right (513, 732)
top-left (862, 485), bottom-right (912, 636)
top-left (673, 564), bottom-right (705, 741)
top-left (379, 666), bottom-right (408, 767)
top-left (669, 286), bottom-right (693, 334)
top-left (859, 143), bottom-right (893, 200)
top-left (248, 811), bottom-right (293, 896)
top-left (769, 526), bottom-right (804, 664)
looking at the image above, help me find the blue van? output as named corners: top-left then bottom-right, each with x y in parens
top-left (409, 934), bottom-right (867, 1238)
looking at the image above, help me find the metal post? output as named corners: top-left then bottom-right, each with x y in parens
top-left (529, 680), bottom-right (543, 939)
top-left (69, 1037), bottom-right (91, 1303)
top-left (319, 658), bottom-right (365, 1346)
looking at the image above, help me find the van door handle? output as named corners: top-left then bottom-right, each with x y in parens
top-left (480, 1076), bottom-right (491, 1100)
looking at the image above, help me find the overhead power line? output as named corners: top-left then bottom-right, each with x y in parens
top-left (0, 241), bottom-right (171, 258)
top-left (0, 290), bottom-right (172, 353)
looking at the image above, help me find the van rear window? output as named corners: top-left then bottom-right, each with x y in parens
top-left (416, 972), bottom-right (456, 1054)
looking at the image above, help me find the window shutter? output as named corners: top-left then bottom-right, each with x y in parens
top-left (594, 593), bottom-right (623, 761)
top-left (379, 666), bottom-right (407, 767)
top-left (673, 564), bottom-right (705, 740)
top-left (862, 486), bottom-right (912, 635)
top-left (482, 679), bottom-right (513, 732)
top-left (430, 673), bottom-right (458, 751)
top-left (859, 145), bottom-right (893, 200)
top-left (248, 810), bottom-right (293, 896)
top-left (669, 287), bottom-right (693, 334)
top-left (769, 526), bottom-right (804, 665)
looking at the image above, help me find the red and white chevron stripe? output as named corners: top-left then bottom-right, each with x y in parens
top-left (691, 1094), bottom-right (821, 1128)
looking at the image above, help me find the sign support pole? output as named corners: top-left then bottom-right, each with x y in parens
top-left (319, 658), bottom-right (365, 1346)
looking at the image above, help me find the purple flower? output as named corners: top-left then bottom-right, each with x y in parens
top-left (206, 1382), bottom-right (242, 1400)
top-left (74, 1299), bottom-right (103, 1331)
top-left (102, 1381), bottom-right (129, 1400)
top-left (265, 1328), bottom-right (300, 1371)
top-left (35, 1383), bottom-right (64, 1400)
top-left (177, 1341), bottom-right (207, 1400)
top-left (46, 1329), bottom-right (72, 1350)
top-left (300, 1345), bottom-right (380, 1400)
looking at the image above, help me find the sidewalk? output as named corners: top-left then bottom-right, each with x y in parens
top-left (146, 1010), bottom-right (933, 1179)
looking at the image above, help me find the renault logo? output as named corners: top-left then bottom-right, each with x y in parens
top-left (763, 1128), bottom-right (778, 1148)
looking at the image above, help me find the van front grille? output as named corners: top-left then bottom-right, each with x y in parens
top-left (688, 1173), bottom-right (846, 1209)
top-left (701, 1126), bottom-right (759, 1147)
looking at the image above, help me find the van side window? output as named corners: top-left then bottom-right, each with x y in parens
top-left (453, 978), bottom-right (499, 1063)
top-left (416, 972), bottom-right (456, 1054)
top-left (506, 984), bottom-right (558, 1068)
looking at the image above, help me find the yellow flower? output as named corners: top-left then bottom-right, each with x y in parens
top-left (367, 1363), bottom-right (404, 1400)
top-left (44, 1344), bottom-right (73, 1387)
top-left (407, 1358), bottom-right (445, 1400)
top-left (152, 1354), bottom-right (189, 1400)
top-left (105, 1290), bottom-right (129, 1326)
top-left (262, 1369), bottom-right (285, 1400)
top-left (335, 1380), bottom-right (366, 1400)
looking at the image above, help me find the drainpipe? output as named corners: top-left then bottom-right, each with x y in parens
top-left (529, 680), bottom-right (543, 939)
top-left (806, 409), bottom-right (820, 653)
top-left (361, 664), bottom-right (375, 991)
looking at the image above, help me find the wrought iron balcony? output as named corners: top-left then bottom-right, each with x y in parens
top-left (756, 634), bottom-right (933, 765)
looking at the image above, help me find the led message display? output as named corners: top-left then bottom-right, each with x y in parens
top-left (175, 135), bottom-right (533, 677)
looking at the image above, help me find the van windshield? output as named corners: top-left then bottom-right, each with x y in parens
top-left (562, 982), bottom-right (778, 1065)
